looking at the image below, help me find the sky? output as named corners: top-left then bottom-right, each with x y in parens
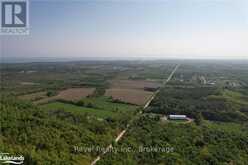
top-left (1, 0), bottom-right (248, 60)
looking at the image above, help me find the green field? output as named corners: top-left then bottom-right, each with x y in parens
top-left (41, 97), bottom-right (138, 118)
top-left (79, 96), bottom-right (138, 111)
top-left (41, 102), bottom-right (115, 118)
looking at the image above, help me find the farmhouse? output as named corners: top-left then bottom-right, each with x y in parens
top-left (169, 115), bottom-right (187, 120)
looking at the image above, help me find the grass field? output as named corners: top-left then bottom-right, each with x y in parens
top-left (41, 97), bottom-right (138, 118)
top-left (79, 96), bottom-right (138, 111)
top-left (41, 101), bottom-right (117, 118)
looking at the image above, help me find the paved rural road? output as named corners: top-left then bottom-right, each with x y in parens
top-left (91, 64), bottom-right (180, 165)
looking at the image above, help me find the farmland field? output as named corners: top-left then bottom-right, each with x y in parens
top-left (105, 88), bottom-right (153, 105)
top-left (19, 91), bottom-right (47, 101)
top-left (34, 88), bottom-right (95, 104)
top-left (109, 79), bottom-right (162, 90)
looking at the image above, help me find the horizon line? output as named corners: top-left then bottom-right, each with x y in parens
top-left (1, 56), bottom-right (248, 64)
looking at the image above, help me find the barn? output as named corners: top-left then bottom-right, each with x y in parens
top-left (169, 115), bottom-right (187, 120)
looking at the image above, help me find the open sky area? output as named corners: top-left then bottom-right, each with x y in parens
top-left (1, 0), bottom-right (248, 61)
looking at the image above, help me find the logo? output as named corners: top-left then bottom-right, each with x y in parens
top-left (0, 0), bottom-right (29, 35)
top-left (0, 153), bottom-right (24, 164)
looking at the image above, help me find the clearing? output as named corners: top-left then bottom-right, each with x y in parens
top-left (79, 96), bottom-right (138, 111)
top-left (105, 88), bottom-right (153, 105)
top-left (19, 91), bottom-right (47, 101)
top-left (109, 79), bottom-right (162, 90)
top-left (41, 97), bottom-right (138, 118)
top-left (41, 101), bottom-right (116, 118)
top-left (34, 88), bottom-right (95, 104)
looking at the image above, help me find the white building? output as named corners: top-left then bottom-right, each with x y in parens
top-left (169, 115), bottom-right (187, 120)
